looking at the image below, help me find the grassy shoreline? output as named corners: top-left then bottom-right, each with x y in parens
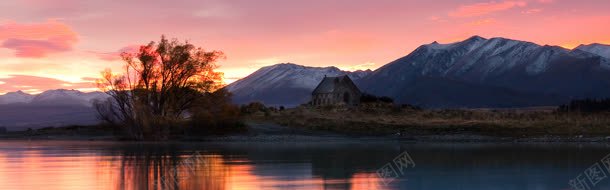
top-left (247, 105), bottom-right (610, 138)
top-left (3, 104), bottom-right (610, 142)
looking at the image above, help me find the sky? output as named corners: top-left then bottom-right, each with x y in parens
top-left (0, 0), bottom-right (609, 94)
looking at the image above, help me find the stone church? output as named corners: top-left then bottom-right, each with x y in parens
top-left (311, 75), bottom-right (361, 106)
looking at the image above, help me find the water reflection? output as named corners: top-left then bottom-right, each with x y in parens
top-left (0, 141), bottom-right (610, 190)
top-left (110, 143), bottom-right (391, 190)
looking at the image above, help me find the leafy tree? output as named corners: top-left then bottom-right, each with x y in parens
top-left (95, 36), bottom-right (225, 140)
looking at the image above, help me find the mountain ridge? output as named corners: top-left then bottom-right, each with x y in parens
top-left (0, 89), bottom-right (109, 129)
top-left (226, 63), bottom-right (372, 106)
top-left (0, 89), bottom-right (108, 107)
top-left (228, 36), bottom-right (610, 108)
top-left (576, 43), bottom-right (610, 59)
top-left (0, 90), bottom-right (34, 104)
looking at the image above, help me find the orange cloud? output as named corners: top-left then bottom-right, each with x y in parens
top-left (0, 75), bottom-right (95, 94)
top-left (450, 1), bottom-right (527, 17)
top-left (0, 20), bottom-right (78, 58)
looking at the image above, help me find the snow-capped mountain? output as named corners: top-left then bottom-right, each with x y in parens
top-left (0, 91), bottom-right (34, 104)
top-left (229, 36), bottom-right (610, 108)
top-left (359, 36), bottom-right (610, 107)
top-left (0, 89), bottom-right (109, 129)
top-left (0, 89), bottom-right (109, 106)
top-left (576, 43), bottom-right (610, 59)
top-left (30, 89), bottom-right (109, 106)
top-left (226, 63), bottom-right (371, 106)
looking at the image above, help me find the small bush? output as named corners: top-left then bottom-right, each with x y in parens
top-left (189, 89), bottom-right (245, 135)
top-left (240, 102), bottom-right (267, 114)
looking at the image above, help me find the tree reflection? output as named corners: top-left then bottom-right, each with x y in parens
top-left (107, 143), bottom-right (392, 190)
top-left (112, 145), bottom-right (230, 190)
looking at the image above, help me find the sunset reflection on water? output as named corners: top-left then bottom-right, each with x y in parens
top-left (3, 141), bottom-right (609, 190)
top-left (0, 141), bottom-right (388, 190)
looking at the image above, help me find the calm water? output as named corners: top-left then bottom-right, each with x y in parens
top-left (0, 141), bottom-right (609, 190)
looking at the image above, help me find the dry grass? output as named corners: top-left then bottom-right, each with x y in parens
top-left (247, 104), bottom-right (610, 137)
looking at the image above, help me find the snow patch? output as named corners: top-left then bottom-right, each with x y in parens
top-left (526, 50), bottom-right (551, 74)
top-left (576, 43), bottom-right (610, 59)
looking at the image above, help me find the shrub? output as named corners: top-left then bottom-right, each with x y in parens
top-left (240, 102), bottom-right (267, 114)
top-left (189, 89), bottom-right (245, 135)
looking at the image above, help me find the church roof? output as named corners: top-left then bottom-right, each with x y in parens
top-left (312, 75), bottom-right (352, 94)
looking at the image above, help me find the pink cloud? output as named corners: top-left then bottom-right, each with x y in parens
top-left (522, 8), bottom-right (543, 14)
top-left (95, 45), bottom-right (140, 61)
top-left (428, 16), bottom-right (448, 23)
top-left (0, 20), bottom-right (78, 57)
top-left (450, 1), bottom-right (528, 17)
top-left (468, 18), bottom-right (498, 26)
top-left (2, 38), bottom-right (72, 57)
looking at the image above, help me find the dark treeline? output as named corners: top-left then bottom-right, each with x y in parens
top-left (558, 98), bottom-right (610, 113)
top-left (360, 93), bottom-right (394, 103)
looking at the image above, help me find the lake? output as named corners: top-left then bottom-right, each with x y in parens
top-left (0, 140), bottom-right (608, 190)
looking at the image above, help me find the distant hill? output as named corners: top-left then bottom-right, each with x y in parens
top-left (0, 91), bottom-right (34, 104)
top-left (0, 89), bottom-right (109, 130)
top-left (228, 36), bottom-right (610, 108)
top-left (0, 89), bottom-right (108, 106)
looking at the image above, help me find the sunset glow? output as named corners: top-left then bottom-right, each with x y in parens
top-left (1, 0), bottom-right (610, 94)
top-left (0, 149), bottom-right (385, 190)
